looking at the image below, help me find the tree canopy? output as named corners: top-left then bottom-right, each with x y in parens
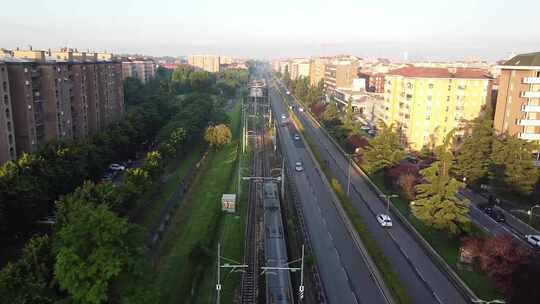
top-left (361, 122), bottom-right (406, 174)
top-left (205, 124), bottom-right (232, 149)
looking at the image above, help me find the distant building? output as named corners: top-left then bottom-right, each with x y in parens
top-left (494, 52), bottom-right (540, 145)
top-left (358, 71), bottom-right (385, 93)
top-left (0, 48), bottom-right (124, 164)
top-left (122, 60), bottom-right (156, 83)
top-left (187, 55), bottom-right (221, 73)
top-left (384, 66), bottom-right (492, 150)
top-left (290, 60), bottom-right (310, 80)
top-left (309, 58), bottom-right (329, 87)
top-left (324, 60), bottom-right (358, 101)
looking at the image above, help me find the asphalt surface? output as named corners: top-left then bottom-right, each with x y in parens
top-left (271, 76), bottom-right (469, 304)
top-left (270, 84), bottom-right (389, 304)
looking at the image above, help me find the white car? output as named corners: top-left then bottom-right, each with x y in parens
top-left (294, 134), bottom-right (300, 140)
top-left (376, 214), bottom-right (393, 227)
top-left (286, 91), bottom-right (290, 95)
top-left (281, 114), bottom-right (287, 119)
top-left (109, 163), bottom-right (126, 171)
top-left (360, 125), bottom-right (371, 131)
top-left (295, 161), bottom-right (303, 172)
top-left (299, 107), bottom-right (304, 112)
top-left (525, 234), bottom-right (540, 249)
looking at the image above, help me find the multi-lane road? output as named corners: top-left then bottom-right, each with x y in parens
top-left (269, 79), bottom-right (391, 304)
top-left (269, 72), bottom-right (471, 304)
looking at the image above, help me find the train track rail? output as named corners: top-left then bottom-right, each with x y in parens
top-left (240, 99), bottom-right (269, 303)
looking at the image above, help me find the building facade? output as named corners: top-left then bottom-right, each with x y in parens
top-left (122, 60), bottom-right (156, 83)
top-left (324, 61), bottom-right (358, 101)
top-left (358, 71), bottom-right (385, 93)
top-left (494, 52), bottom-right (540, 144)
top-left (0, 63), bottom-right (16, 164)
top-left (0, 49), bottom-right (124, 165)
top-left (383, 67), bottom-right (492, 150)
top-left (290, 60), bottom-right (310, 80)
top-left (309, 58), bottom-right (329, 87)
top-left (187, 55), bottom-right (220, 73)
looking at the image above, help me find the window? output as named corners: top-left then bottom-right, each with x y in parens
top-left (448, 85), bottom-right (452, 91)
top-left (428, 83), bottom-right (434, 89)
top-left (427, 95), bottom-right (432, 101)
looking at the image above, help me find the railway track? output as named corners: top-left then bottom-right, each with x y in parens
top-left (240, 100), bottom-right (269, 303)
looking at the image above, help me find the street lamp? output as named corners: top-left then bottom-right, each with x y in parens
top-left (527, 204), bottom-right (540, 223)
top-left (345, 153), bottom-right (354, 196)
top-left (380, 194), bottom-right (398, 212)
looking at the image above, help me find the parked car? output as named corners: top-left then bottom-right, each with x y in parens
top-left (294, 133), bottom-right (300, 140)
top-left (360, 125), bottom-right (371, 131)
top-left (524, 235), bottom-right (540, 249)
top-left (376, 214), bottom-right (393, 227)
top-left (109, 163), bottom-right (126, 171)
top-left (368, 129), bottom-right (376, 136)
top-left (295, 161), bottom-right (303, 172)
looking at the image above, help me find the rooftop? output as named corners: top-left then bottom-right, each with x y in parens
top-left (503, 52), bottom-right (540, 67)
top-left (388, 66), bottom-right (491, 79)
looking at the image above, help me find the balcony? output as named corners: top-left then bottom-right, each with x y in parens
top-left (523, 77), bottom-right (540, 84)
top-left (521, 91), bottom-right (540, 98)
top-left (519, 133), bottom-right (540, 141)
top-left (518, 119), bottom-right (540, 126)
top-left (522, 105), bottom-right (540, 112)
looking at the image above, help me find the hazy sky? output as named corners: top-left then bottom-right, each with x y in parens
top-left (1, 0), bottom-right (539, 61)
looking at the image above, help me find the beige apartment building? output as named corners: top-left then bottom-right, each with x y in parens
top-left (494, 52), bottom-right (540, 145)
top-left (290, 60), bottom-right (310, 80)
top-left (0, 63), bottom-right (16, 164)
top-left (122, 60), bottom-right (156, 83)
top-left (0, 48), bottom-right (124, 164)
top-left (188, 55), bottom-right (221, 73)
top-left (384, 67), bottom-right (492, 150)
top-left (310, 58), bottom-right (329, 86)
top-left (324, 60), bottom-right (358, 101)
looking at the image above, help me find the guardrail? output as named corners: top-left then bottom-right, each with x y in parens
top-left (281, 86), bottom-right (478, 302)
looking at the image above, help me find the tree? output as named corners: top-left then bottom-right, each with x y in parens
top-left (454, 116), bottom-right (494, 186)
top-left (490, 136), bottom-right (539, 195)
top-left (361, 122), bottom-right (406, 174)
top-left (343, 96), bottom-right (355, 132)
top-left (479, 235), bottom-right (531, 296)
top-left (0, 235), bottom-right (60, 303)
top-left (189, 71), bottom-right (216, 92)
top-left (54, 202), bottom-right (143, 304)
top-left (205, 124), bottom-right (232, 148)
top-left (322, 102), bottom-right (341, 126)
top-left (412, 130), bottom-right (471, 234)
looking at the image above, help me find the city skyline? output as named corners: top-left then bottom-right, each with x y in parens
top-left (1, 0), bottom-right (539, 60)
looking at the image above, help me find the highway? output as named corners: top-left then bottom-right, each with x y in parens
top-left (271, 75), bottom-right (469, 304)
top-left (269, 80), bottom-right (390, 304)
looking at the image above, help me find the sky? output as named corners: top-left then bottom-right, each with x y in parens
top-left (1, 0), bottom-right (539, 61)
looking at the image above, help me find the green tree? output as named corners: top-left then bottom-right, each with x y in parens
top-left (412, 131), bottom-right (470, 234)
top-left (54, 201), bottom-right (143, 304)
top-left (205, 124), bottom-right (232, 148)
top-left (189, 71), bottom-right (216, 92)
top-left (490, 136), bottom-right (539, 195)
top-left (143, 151), bottom-right (164, 181)
top-left (322, 102), bottom-right (341, 125)
top-left (454, 116), bottom-right (494, 186)
top-left (361, 122), bottom-right (406, 174)
top-left (0, 235), bottom-right (59, 303)
top-left (343, 96), bottom-right (355, 132)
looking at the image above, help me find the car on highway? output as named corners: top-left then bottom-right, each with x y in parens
top-left (524, 234), bottom-right (540, 249)
top-left (489, 209), bottom-right (506, 223)
top-left (360, 125), bottom-right (371, 131)
top-left (281, 114), bottom-right (287, 119)
top-left (286, 91), bottom-right (290, 95)
top-left (109, 163), bottom-right (126, 171)
top-left (376, 214), bottom-right (393, 227)
top-left (295, 161), bottom-right (303, 172)
top-left (299, 107), bottom-right (304, 112)
top-left (294, 133), bottom-right (300, 140)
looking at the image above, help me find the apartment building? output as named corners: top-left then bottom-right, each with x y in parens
top-left (0, 48), bottom-right (124, 164)
top-left (309, 58), bottom-right (329, 87)
top-left (122, 60), bottom-right (156, 83)
top-left (494, 52), bottom-right (540, 145)
top-left (187, 55), bottom-right (220, 73)
top-left (0, 63), bottom-right (16, 164)
top-left (358, 71), bottom-right (385, 93)
top-left (290, 60), bottom-right (310, 80)
top-left (383, 67), bottom-right (492, 150)
top-left (324, 60), bottom-right (358, 101)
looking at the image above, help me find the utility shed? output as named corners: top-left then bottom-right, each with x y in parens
top-left (221, 194), bottom-right (236, 213)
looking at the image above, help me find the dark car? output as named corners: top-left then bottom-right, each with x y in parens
top-left (490, 210), bottom-right (506, 223)
top-left (478, 203), bottom-right (494, 215)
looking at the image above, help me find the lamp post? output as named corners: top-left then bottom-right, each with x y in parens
top-left (380, 194), bottom-right (398, 212)
top-left (345, 153), bottom-right (354, 196)
top-left (527, 204), bottom-right (540, 223)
